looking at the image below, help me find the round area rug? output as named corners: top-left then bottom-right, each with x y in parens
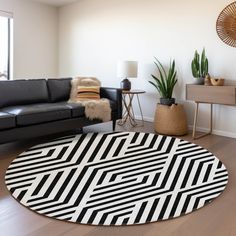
top-left (5, 132), bottom-right (228, 226)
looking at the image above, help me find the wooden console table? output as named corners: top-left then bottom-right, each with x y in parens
top-left (186, 84), bottom-right (236, 139)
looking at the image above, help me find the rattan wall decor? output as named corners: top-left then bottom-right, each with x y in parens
top-left (216, 2), bottom-right (236, 47)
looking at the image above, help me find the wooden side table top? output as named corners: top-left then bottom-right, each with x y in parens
top-left (122, 90), bottom-right (146, 95)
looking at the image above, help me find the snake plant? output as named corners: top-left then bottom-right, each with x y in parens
top-left (149, 57), bottom-right (177, 99)
top-left (191, 48), bottom-right (208, 79)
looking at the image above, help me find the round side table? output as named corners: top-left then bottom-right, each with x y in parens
top-left (118, 90), bottom-right (146, 127)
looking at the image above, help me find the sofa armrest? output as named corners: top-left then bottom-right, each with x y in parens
top-left (100, 87), bottom-right (122, 119)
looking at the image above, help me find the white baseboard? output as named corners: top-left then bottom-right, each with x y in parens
top-left (135, 116), bottom-right (154, 122)
top-left (135, 115), bottom-right (236, 139)
top-left (188, 125), bottom-right (236, 139)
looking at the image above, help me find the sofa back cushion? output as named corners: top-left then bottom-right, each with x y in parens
top-left (0, 79), bottom-right (49, 108)
top-left (47, 78), bottom-right (72, 102)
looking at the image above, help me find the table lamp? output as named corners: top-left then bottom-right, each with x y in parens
top-left (117, 61), bottom-right (138, 90)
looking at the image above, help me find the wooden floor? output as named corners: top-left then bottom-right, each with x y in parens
top-left (0, 121), bottom-right (236, 236)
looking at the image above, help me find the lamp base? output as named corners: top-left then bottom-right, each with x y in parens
top-left (120, 78), bottom-right (131, 90)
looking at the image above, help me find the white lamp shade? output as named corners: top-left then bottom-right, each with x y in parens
top-left (117, 61), bottom-right (138, 78)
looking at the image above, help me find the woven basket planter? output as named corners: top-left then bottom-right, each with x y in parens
top-left (154, 104), bottom-right (188, 136)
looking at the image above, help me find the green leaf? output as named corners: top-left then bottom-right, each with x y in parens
top-left (205, 58), bottom-right (208, 74)
top-left (150, 57), bottom-right (177, 99)
top-left (154, 57), bottom-right (167, 79)
top-left (149, 80), bottom-right (160, 92)
top-left (191, 60), bottom-right (200, 78)
top-left (195, 51), bottom-right (200, 71)
top-left (200, 48), bottom-right (205, 77)
top-left (150, 74), bottom-right (165, 97)
top-left (153, 60), bottom-right (167, 95)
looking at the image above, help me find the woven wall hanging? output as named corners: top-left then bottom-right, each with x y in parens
top-left (216, 2), bottom-right (236, 47)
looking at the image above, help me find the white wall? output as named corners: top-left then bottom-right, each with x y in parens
top-left (58, 0), bottom-right (236, 137)
top-left (0, 0), bottom-right (58, 79)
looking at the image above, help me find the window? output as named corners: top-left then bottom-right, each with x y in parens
top-left (0, 11), bottom-right (13, 80)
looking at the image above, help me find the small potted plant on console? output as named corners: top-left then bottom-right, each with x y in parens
top-left (191, 48), bottom-right (209, 85)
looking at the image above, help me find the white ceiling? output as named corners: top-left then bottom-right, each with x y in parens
top-left (31, 0), bottom-right (78, 7)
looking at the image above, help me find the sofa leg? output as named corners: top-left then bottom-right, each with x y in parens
top-left (112, 119), bottom-right (116, 131)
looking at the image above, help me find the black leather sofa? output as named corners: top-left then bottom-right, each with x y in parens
top-left (0, 78), bottom-right (122, 144)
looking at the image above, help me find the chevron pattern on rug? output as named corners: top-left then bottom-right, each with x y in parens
top-left (5, 132), bottom-right (228, 226)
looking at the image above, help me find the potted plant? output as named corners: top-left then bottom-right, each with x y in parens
top-left (149, 57), bottom-right (177, 106)
top-left (149, 58), bottom-right (188, 135)
top-left (191, 48), bottom-right (208, 85)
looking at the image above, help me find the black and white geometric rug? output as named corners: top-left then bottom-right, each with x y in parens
top-left (5, 132), bottom-right (228, 226)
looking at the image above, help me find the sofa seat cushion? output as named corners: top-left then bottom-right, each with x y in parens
top-left (2, 104), bottom-right (71, 126)
top-left (62, 102), bottom-right (85, 118)
top-left (0, 112), bottom-right (16, 130)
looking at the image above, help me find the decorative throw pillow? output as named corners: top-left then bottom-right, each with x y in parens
top-left (77, 86), bottom-right (100, 100)
top-left (68, 77), bottom-right (101, 102)
top-left (77, 77), bottom-right (101, 87)
top-left (67, 77), bottom-right (111, 122)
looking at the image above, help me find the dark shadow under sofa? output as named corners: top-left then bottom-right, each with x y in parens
top-left (0, 78), bottom-right (122, 144)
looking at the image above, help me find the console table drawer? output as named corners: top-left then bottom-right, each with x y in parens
top-left (186, 85), bottom-right (236, 105)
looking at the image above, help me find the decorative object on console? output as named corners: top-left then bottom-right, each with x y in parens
top-left (210, 78), bottom-right (225, 86)
top-left (191, 48), bottom-right (209, 85)
top-left (68, 77), bottom-right (111, 122)
top-left (204, 74), bottom-right (212, 86)
top-left (117, 61), bottom-right (138, 91)
top-left (216, 2), bottom-right (236, 48)
top-left (149, 57), bottom-right (177, 106)
top-left (5, 132), bottom-right (228, 226)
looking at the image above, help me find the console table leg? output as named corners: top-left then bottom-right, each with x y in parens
top-left (193, 103), bottom-right (213, 140)
top-left (210, 103), bottom-right (213, 134)
top-left (193, 102), bottom-right (199, 139)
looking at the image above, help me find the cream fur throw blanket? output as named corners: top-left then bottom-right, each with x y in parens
top-left (68, 77), bottom-right (111, 122)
